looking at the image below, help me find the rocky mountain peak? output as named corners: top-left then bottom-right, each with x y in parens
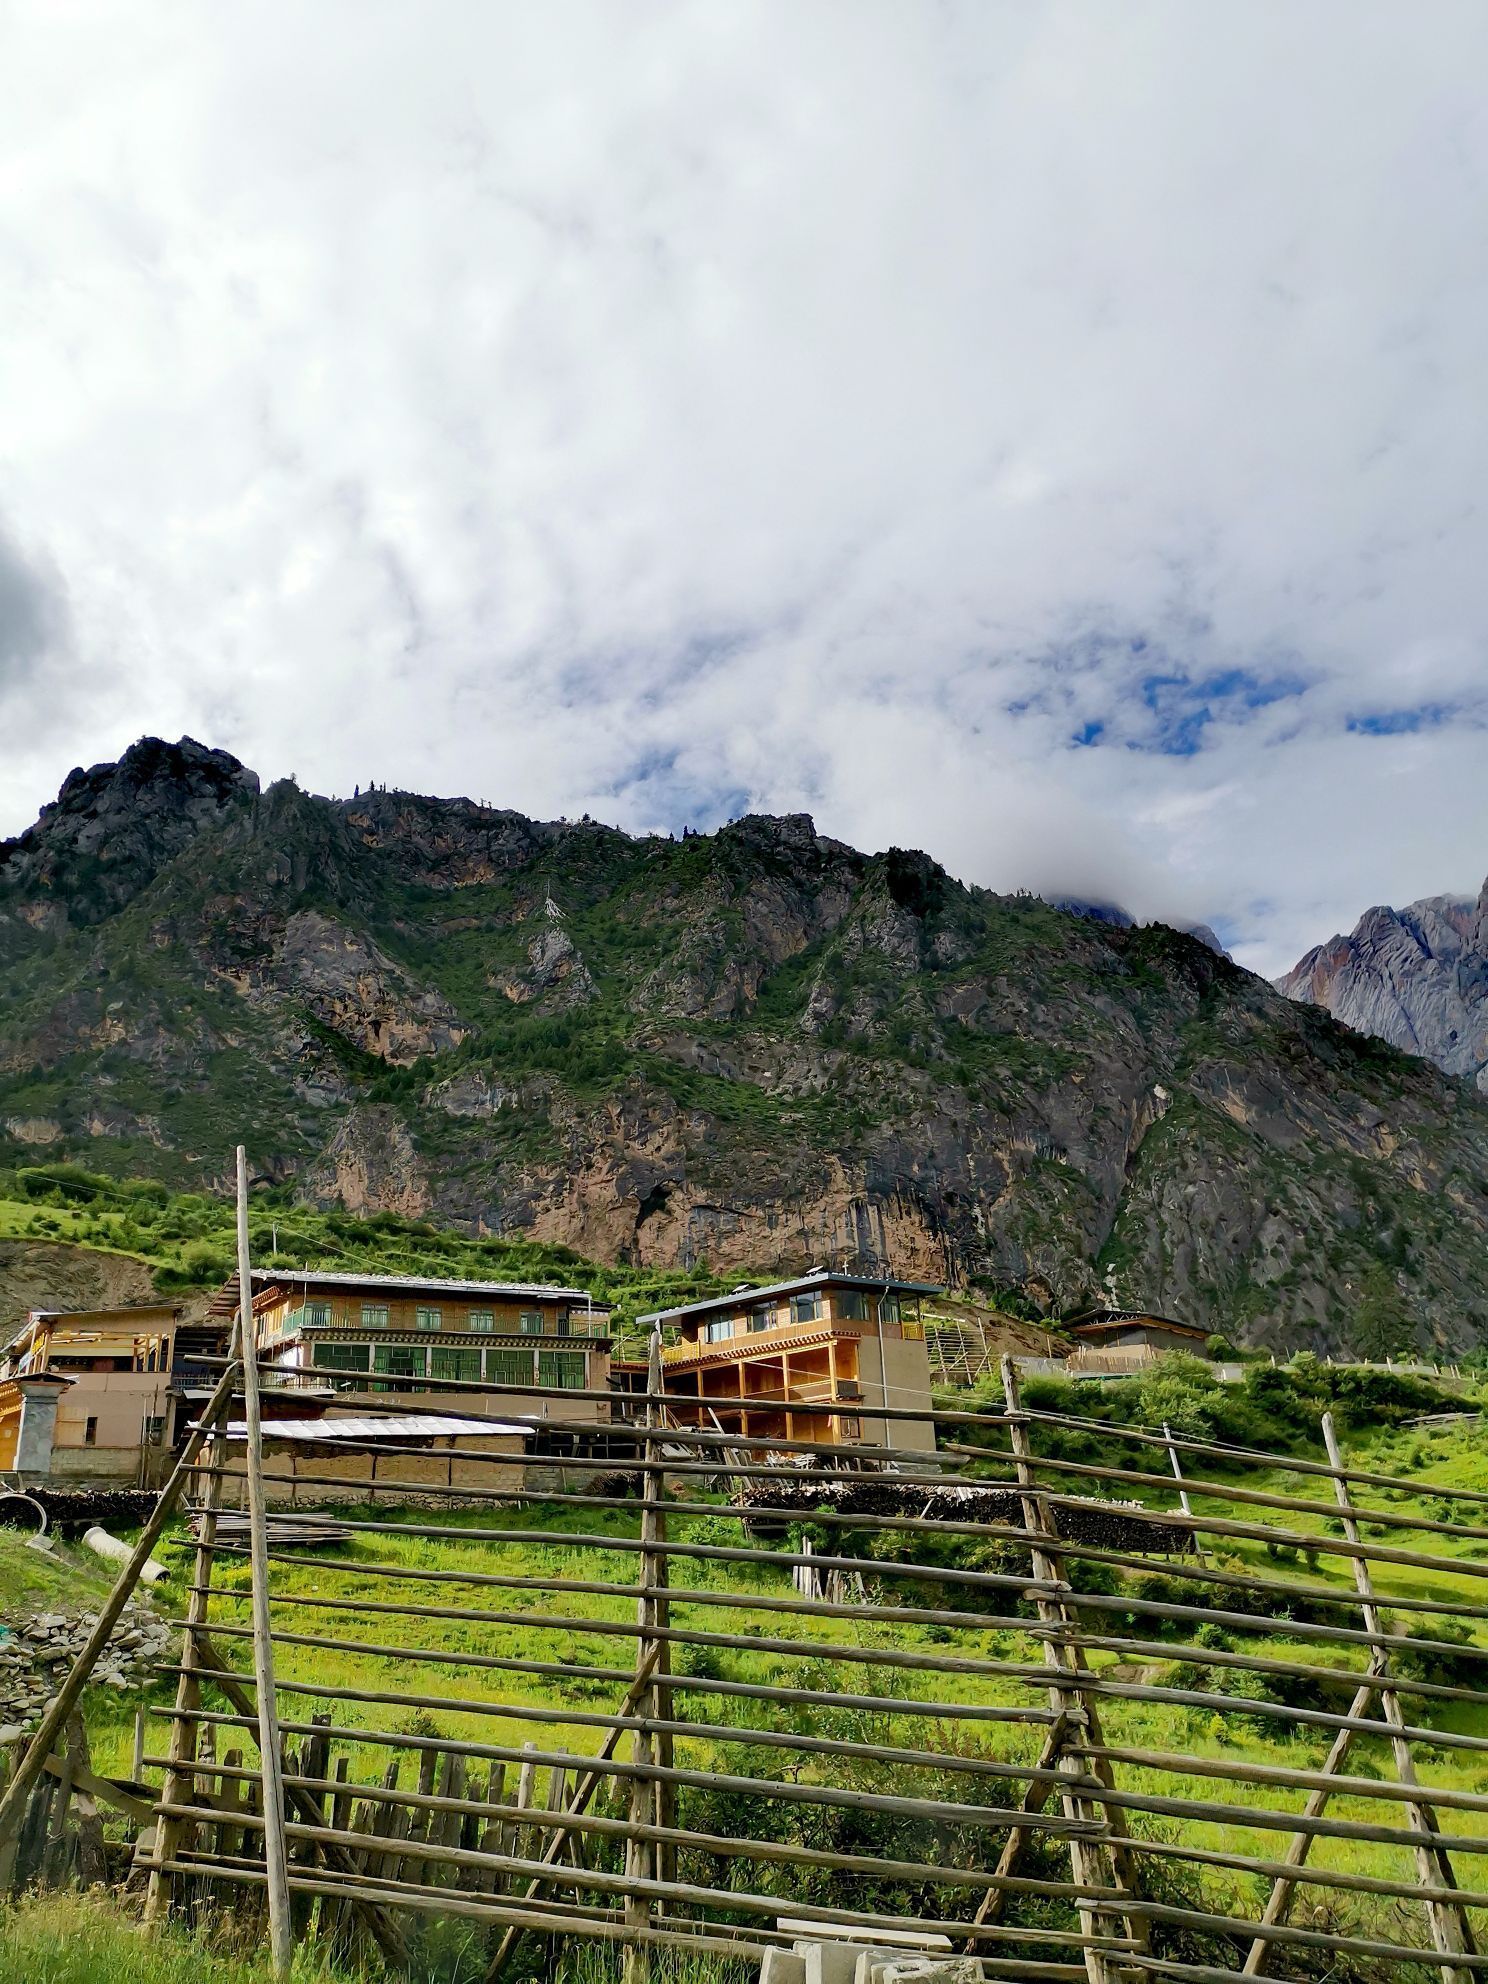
top-left (0, 735), bottom-right (259, 932)
top-left (1280, 879), bottom-right (1488, 1093)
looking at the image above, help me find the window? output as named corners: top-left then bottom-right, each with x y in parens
top-left (748, 1308), bottom-right (774, 1332)
top-left (519, 1311), bottom-right (544, 1335)
top-left (431, 1346), bottom-right (482, 1384)
top-left (83, 1417), bottom-right (98, 1446)
top-left (373, 1344), bottom-right (426, 1379)
top-left (299, 1301), bottom-right (333, 1329)
top-left (486, 1348), bottom-right (535, 1387)
top-left (312, 1342), bottom-right (372, 1392)
top-left (143, 1415), bottom-right (166, 1447)
top-left (414, 1306), bottom-right (442, 1332)
top-left (704, 1318), bottom-right (734, 1342)
top-left (555, 1312), bottom-right (571, 1338)
top-left (835, 1290), bottom-right (869, 1322)
top-left (361, 1304), bottom-right (390, 1329)
top-left (790, 1292), bottom-right (824, 1324)
top-left (877, 1293), bottom-right (901, 1325)
top-left (538, 1350), bottom-right (586, 1391)
top-left (466, 1310), bottom-right (495, 1331)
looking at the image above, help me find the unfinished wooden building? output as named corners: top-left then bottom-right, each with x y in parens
top-left (638, 1269), bottom-right (938, 1451)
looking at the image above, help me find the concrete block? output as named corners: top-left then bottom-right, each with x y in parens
top-left (760, 1949), bottom-right (809, 1984)
top-left (860, 1961), bottom-right (982, 1984)
top-left (804, 1941), bottom-right (872, 1984)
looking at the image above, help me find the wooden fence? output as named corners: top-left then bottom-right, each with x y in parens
top-left (7, 1354), bottom-right (1488, 1984)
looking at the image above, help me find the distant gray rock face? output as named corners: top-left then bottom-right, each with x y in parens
top-left (1046, 897), bottom-right (1226, 956)
top-left (1279, 882), bottom-right (1488, 1093)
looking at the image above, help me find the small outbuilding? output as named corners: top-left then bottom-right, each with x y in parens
top-left (1062, 1307), bottom-right (1210, 1374)
top-left (212, 1411), bottom-right (532, 1507)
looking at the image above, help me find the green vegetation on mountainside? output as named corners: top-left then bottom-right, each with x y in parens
top-left (4, 742), bottom-right (1488, 1351)
top-left (0, 1164), bottom-right (733, 1338)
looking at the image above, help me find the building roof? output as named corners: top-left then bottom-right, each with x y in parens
top-left (218, 1412), bottom-right (531, 1443)
top-left (4, 1303), bottom-right (179, 1359)
top-left (638, 1269), bottom-right (942, 1328)
top-left (212, 1268), bottom-right (607, 1313)
top-left (1067, 1309), bottom-right (1207, 1341)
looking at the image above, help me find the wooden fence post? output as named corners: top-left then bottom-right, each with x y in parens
top-left (622, 1328), bottom-right (670, 1984)
top-left (145, 1422), bottom-right (229, 1927)
top-left (997, 1357), bottom-right (1142, 1984)
top-left (232, 1144), bottom-right (295, 1981)
top-left (1245, 1413), bottom-right (1476, 1980)
top-left (0, 1359), bottom-right (241, 1888)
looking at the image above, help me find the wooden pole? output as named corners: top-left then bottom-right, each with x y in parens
top-left (484, 1647), bottom-right (661, 1981)
top-left (999, 1357), bottom-right (1140, 1984)
top-left (0, 1356), bottom-right (240, 1883)
top-left (1312, 1415), bottom-right (1472, 1977)
top-left (622, 1328), bottom-right (669, 1984)
top-left (233, 1145), bottom-right (295, 1981)
top-left (144, 1421), bottom-right (229, 1926)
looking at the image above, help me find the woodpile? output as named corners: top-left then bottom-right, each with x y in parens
top-left (4, 1488), bottom-right (157, 1537)
top-left (732, 1473), bottom-right (1193, 1555)
top-left (194, 1512), bottom-right (354, 1548)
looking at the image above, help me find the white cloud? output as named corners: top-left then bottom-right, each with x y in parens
top-left (1, 0), bottom-right (1486, 977)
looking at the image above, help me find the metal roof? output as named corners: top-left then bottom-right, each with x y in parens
top-left (238, 1268), bottom-right (606, 1304)
top-left (637, 1268), bottom-right (943, 1328)
top-left (219, 1413), bottom-right (532, 1442)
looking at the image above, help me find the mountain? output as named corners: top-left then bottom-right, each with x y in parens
top-left (1044, 896), bottom-right (1227, 957)
top-left (3, 737), bottom-right (1488, 1354)
top-left (1280, 884), bottom-right (1488, 1096)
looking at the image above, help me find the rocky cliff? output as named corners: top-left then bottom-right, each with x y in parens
top-left (1280, 883), bottom-right (1488, 1095)
top-left (3, 737), bottom-right (1488, 1355)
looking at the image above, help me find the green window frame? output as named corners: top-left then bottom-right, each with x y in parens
top-left (414, 1306), bottom-right (442, 1332)
top-left (877, 1293), bottom-right (900, 1325)
top-left (486, 1348), bottom-right (536, 1387)
top-left (372, 1344), bottom-right (427, 1382)
top-left (311, 1342), bottom-right (372, 1373)
top-left (431, 1345), bottom-right (483, 1384)
top-left (789, 1292), bottom-right (823, 1324)
top-left (299, 1301), bottom-right (333, 1329)
top-left (361, 1304), bottom-right (390, 1328)
top-left (518, 1311), bottom-right (544, 1335)
top-left (466, 1309), bottom-right (495, 1330)
top-left (538, 1350), bottom-right (586, 1391)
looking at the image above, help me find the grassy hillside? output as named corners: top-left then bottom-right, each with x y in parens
top-left (46, 1367), bottom-right (1479, 1974)
top-left (0, 1161), bottom-right (735, 1343)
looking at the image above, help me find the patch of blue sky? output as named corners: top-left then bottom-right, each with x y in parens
top-left (1122, 664), bottom-right (1312, 756)
top-left (611, 747), bottom-right (755, 837)
top-left (1345, 703), bottom-right (1454, 735)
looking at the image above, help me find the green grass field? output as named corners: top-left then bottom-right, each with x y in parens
top-left (59, 1412), bottom-right (1481, 1945)
top-left (6, 1373), bottom-right (1488, 1980)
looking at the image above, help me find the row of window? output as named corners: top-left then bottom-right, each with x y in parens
top-left (290, 1302), bottom-right (592, 1336)
top-left (309, 1341), bottom-right (588, 1389)
top-left (699, 1290), bottom-right (899, 1343)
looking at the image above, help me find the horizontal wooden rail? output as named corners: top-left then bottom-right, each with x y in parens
top-left (141, 1754), bottom-right (1118, 1900)
top-left (156, 1704), bottom-right (1106, 1835)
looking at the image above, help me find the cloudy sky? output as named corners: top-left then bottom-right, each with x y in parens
top-left (2, 1), bottom-right (1486, 977)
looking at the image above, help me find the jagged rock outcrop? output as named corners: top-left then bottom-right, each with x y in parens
top-left (0, 737), bottom-right (258, 943)
top-left (3, 738), bottom-right (1488, 1354)
top-left (1280, 883), bottom-right (1488, 1094)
